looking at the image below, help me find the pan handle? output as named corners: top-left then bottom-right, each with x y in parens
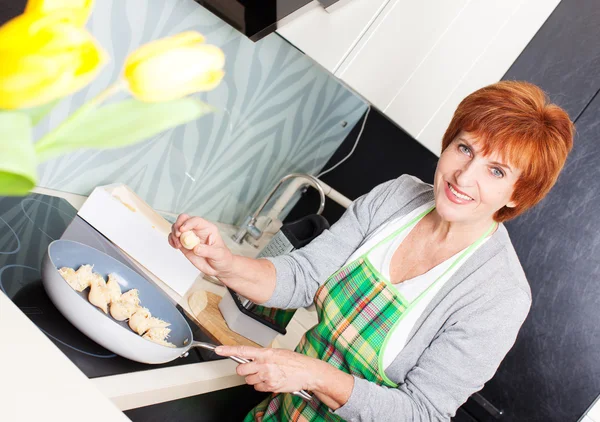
top-left (189, 341), bottom-right (313, 401)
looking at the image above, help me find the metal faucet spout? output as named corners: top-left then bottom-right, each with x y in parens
top-left (231, 173), bottom-right (326, 244)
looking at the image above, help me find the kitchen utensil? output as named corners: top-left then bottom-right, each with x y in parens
top-left (41, 239), bottom-right (312, 402)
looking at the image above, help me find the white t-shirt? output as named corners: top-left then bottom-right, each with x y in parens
top-left (344, 201), bottom-right (491, 369)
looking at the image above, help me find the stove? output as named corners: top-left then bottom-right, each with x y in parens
top-left (0, 193), bottom-right (224, 378)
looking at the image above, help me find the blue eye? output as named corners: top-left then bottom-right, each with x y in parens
top-left (458, 144), bottom-right (471, 156)
top-left (491, 167), bottom-right (505, 178)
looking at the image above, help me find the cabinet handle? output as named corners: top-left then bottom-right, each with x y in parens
top-left (471, 393), bottom-right (504, 419)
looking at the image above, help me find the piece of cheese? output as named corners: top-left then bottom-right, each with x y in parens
top-left (180, 231), bottom-right (200, 250)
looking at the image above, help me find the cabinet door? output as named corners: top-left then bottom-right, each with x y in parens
top-left (276, 0), bottom-right (390, 74)
top-left (336, 0), bottom-right (470, 113)
top-left (415, 0), bottom-right (562, 155)
top-left (337, 0), bottom-right (561, 155)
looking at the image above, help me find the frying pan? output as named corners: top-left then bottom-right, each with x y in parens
top-left (41, 239), bottom-right (312, 401)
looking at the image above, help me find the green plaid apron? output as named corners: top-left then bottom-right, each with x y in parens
top-left (246, 205), bottom-right (495, 421)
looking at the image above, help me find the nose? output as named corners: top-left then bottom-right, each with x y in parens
top-left (454, 160), bottom-right (477, 187)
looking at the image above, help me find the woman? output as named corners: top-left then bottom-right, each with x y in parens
top-left (168, 81), bottom-right (574, 421)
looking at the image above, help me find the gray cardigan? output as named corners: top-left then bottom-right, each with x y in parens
top-left (262, 174), bottom-right (532, 422)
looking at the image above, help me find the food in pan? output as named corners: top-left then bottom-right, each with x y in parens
top-left (58, 265), bottom-right (176, 347)
top-left (129, 308), bottom-right (170, 335)
top-left (106, 273), bottom-right (123, 303)
top-left (127, 307), bottom-right (151, 333)
top-left (58, 267), bottom-right (78, 287)
top-left (88, 272), bottom-right (112, 313)
top-left (58, 264), bottom-right (117, 313)
top-left (142, 327), bottom-right (176, 348)
top-left (110, 299), bottom-right (141, 321)
top-left (129, 308), bottom-right (175, 347)
top-left (119, 288), bottom-right (140, 306)
top-left (109, 287), bottom-right (142, 321)
top-left (180, 231), bottom-right (201, 250)
top-left (59, 264), bottom-right (94, 292)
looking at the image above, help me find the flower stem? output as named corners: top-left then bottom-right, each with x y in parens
top-left (34, 80), bottom-right (125, 161)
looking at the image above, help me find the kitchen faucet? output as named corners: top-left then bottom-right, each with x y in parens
top-left (231, 173), bottom-right (329, 244)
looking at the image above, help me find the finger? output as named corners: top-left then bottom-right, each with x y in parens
top-left (180, 216), bottom-right (215, 233)
top-left (172, 213), bottom-right (190, 236)
top-left (181, 246), bottom-right (220, 268)
top-left (192, 243), bottom-right (223, 261)
top-left (236, 362), bottom-right (260, 377)
top-left (254, 382), bottom-right (270, 393)
top-left (170, 215), bottom-right (188, 249)
top-left (245, 374), bottom-right (263, 386)
top-left (180, 218), bottom-right (221, 244)
top-left (215, 345), bottom-right (262, 359)
top-left (169, 232), bottom-right (184, 248)
top-left (171, 231), bottom-right (182, 249)
top-left (180, 249), bottom-right (219, 276)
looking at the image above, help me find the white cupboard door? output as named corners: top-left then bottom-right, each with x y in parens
top-left (416, 0), bottom-right (561, 155)
top-left (336, 0), bottom-right (470, 112)
top-left (276, 0), bottom-right (390, 74)
top-left (382, 0), bottom-right (560, 155)
top-left (382, 0), bottom-right (525, 144)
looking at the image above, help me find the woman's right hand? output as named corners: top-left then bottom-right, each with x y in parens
top-left (168, 214), bottom-right (235, 278)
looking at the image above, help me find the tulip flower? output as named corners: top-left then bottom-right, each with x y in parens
top-left (25, 0), bottom-right (94, 26)
top-left (0, 11), bottom-right (107, 109)
top-left (0, 5), bottom-right (223, 197)
top-left (123, 31), bottom-right (225, 103)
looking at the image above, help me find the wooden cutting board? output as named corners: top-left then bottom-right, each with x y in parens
top-left (188, 291), bottom-right (261, 348)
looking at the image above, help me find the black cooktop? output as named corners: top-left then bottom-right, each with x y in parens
top-left (0, 193), bottom-right (223, 378)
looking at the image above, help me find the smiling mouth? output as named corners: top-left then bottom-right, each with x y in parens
top-left (447, 182), bottom-right (474, 201)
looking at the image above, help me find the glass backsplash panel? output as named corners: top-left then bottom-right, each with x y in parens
top-left (35, 0), bottom-right (367, 224)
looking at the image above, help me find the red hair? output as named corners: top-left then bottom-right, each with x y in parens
top-left (441, 81), bottom-right (574, 222)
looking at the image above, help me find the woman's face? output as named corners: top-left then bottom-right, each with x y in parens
top-left (433, 131), bottom-right (522, 224)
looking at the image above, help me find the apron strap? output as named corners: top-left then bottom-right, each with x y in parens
top-left (363, 205), bottom-right (435, 257)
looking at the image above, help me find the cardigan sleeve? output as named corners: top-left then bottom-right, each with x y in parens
top-left (333, 287), bottom-right (531, 422)
top-left (260, 175), bottom-right (408, 309)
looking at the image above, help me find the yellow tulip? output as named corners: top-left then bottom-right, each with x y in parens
top-left (124, 31), bottom-right (225, 103)
top-left (0, 11), bottom-right (107, 109)
top-left (25, 0), bottom-right (94, 26)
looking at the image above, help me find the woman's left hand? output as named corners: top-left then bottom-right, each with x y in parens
top-left (215, 345), bottom-right (324, 393)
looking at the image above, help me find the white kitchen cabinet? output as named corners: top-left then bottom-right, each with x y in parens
top-left (336, 0), bottom-right (471, 114)
top-left (277, 0), bottom-right (561, 156)
top-left (276, 0), bottom-right (390, 74)
top-left (415, 0), bottom-right (562, 155)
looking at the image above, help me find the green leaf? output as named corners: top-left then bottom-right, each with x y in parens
top-left (21, 100), bottom-right (59, 126)
top-left (0, 111), bottom-right (37, 196)
top-left (34, 98), bottom-right (215, 162)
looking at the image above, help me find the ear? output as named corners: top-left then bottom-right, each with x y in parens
top-left (506, 200), bottom-right (517, 208)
